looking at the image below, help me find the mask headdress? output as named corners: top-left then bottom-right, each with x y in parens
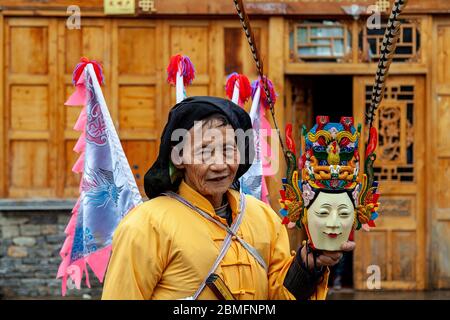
top-left (278, 0), bottom-right (408, 237)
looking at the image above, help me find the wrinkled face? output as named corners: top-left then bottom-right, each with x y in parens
top-left (172, 119), bottom-right (240, 202)
top-left (306, 192), bottom-right (354, 251)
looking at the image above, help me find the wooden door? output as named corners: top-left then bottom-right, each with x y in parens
top-left (3, 18), bottom-right (58, 198)
top-left (430, 18), bottom-right (450, 289)
top-left (57, 18), bottom-right (113, 198)
top-left (2, 17), bottom-right (165, 198)
top-left (111, 19), bottom-right (163, 196)
top-left (353, 75), bottom-right (426, 290)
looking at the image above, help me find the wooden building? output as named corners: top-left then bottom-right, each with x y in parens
top-left (0, 0), bottom-right (449, 291)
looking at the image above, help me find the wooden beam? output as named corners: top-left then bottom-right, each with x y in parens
top-left (0, 13), bottom-right (4, 197)
top-left (56, 19), bottom-right (66, 198)
top-left (267, 16), bottom-right (285, 209)
top-left (285, 62), bottom-right (428, 75)
top-left (0, 0), bottom-right (448, 16)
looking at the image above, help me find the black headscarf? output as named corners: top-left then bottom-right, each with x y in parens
top-left (144, 96), bottom-right (254, 200)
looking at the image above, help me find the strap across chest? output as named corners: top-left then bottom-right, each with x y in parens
top-left (162, 191), bottom-right (268, 300)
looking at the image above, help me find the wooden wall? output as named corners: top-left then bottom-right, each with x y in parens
top-left (0, 17), bottom-right (268, 198)
top-left (0, 0), bottom-right (448, 15)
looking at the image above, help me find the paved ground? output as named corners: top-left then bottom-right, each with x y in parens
top-left (327, 288), bottom-right (450, 300)
top-left (5, 288), bottom-right (450, 300)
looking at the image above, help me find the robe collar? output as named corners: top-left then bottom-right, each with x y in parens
top-left (177, 180), bottom-right (242, 225)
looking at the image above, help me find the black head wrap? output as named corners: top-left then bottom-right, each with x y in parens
top-left (144, 96), bottom-right (254, 200)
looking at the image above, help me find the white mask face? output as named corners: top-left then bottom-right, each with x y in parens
top-left (306, 192), bottom-right (354, 251)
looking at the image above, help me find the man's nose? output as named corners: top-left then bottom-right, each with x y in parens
top-left (209, 162), bottom-right (228, 171)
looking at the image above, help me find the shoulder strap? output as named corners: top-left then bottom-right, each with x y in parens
top-left (164, 191), bottom-right (267, 271)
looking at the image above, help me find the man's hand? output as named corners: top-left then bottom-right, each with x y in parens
top-left (300, 241), bottom-right (356, 270)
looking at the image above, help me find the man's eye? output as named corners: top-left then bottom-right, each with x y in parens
top-left (315, 211), bottom-right (329, 216)
top-left (339, 212), bottom-right (351, 217)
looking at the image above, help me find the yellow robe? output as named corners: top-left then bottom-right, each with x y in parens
top-left (102, 180), bottom-right (329, 300)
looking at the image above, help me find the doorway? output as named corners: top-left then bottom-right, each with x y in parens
top-left (286, 74), bottom-right (427, 290)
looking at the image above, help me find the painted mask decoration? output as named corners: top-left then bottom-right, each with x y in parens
top-left (279, 116), bottom-right (380, 251)
top-left (306, 192), bottom-right (355, 251)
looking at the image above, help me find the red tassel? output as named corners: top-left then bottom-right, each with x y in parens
top-left (167, 54), bottom-right (195, 87)
top-left (72, 57), bottom-right (104, 86)
top-left (282, 217), bottom-right (290, 225)
top-left (225, 73), bottom-right (252, 105)
top-left (254, 76), bottom-right (277, 109)
top-left (285, 124), bottom-right (296, 154)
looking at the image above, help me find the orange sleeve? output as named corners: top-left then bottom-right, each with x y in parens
top-left (101, 208), bottom-right (169, 300)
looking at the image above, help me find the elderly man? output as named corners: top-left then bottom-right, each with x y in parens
top-left (102, 96), bottom-right (354, 300)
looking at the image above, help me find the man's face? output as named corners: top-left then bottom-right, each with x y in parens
top-left (173, 120), bottom-right (240, 202)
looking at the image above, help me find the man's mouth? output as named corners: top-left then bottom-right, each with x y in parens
top-left (207, 176), bottom-right (228, 182)
top-left (323, 232), bottom-right (342, 239)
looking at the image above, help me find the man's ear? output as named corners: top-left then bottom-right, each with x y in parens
top-left (170, 146), bottom-right (184, 169)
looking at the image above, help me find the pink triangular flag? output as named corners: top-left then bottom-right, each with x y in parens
top-left (72, 152), bottom-right (85, 173)
top-left (73, 132), bottom-right (86, 154)
top-left (65, 84), bottom-right (86, 106)
top-left (61, 274), bottom-right (68, 296)
top-left (56, 252), bottom-right (70, 278)
top-left (73, 107), bottom-right (87, 132)
top-left (63, 212), bottom-right (77, 235)
top-left (86, 245), bottom-right (112, 283)
top-left (59, 236), bottom-right (73, 260)
top-left (67, 260), bottom-right (86, 290)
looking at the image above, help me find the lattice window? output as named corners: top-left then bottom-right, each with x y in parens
top-left (290, 21), bottom-right (352, 62)
top-left (365, 84), bottom-right (415, 182)
top-left (359, 20), bottom-right (421, 63)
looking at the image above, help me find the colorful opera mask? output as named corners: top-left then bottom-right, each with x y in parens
top-left (279, 116), bottom-right (380, 251)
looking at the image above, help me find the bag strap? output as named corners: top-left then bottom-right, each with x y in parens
top-left (164, 191), bottom-right (267, 271)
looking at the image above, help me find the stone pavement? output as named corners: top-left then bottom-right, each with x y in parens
top-left (328, 288), bottom-right (450, 300)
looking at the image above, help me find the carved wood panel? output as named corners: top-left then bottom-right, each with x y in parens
top-left (353, 75), bottom-right (426, 290)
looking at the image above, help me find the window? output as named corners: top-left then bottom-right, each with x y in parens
top-left (359, 19), bottom-right (421, 63)
top-left (290, 21), bottom-right (352, 62)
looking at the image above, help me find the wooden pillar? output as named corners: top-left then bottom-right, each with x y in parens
top-left (0, 13), bottom-right (4, 197)
top-left (267, 17), bottom-right (286, 213)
